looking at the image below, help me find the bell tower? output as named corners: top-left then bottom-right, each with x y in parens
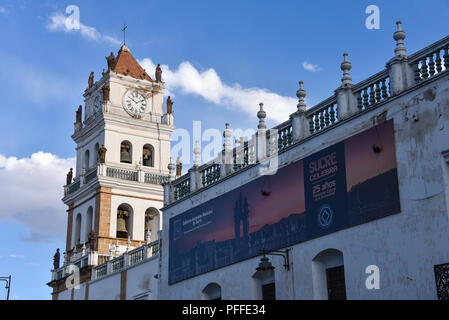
top-left (61, 44), bottom-right (175, 268)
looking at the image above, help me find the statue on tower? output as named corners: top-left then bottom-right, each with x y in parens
top-left (155, 64), bottom-right (162, 82)
top-left (176, 157), bottom-right (182, 177)
top-left (166, 96), bottom-right (173, 114)
top-left (76, 105), bottom-right (82, 123)
top-left (88, 231), bottom-right (98, 251)
top-left (102, 84), bottom-right (110, 101)
top-left (66, 168), bottom-right (73, 185)
top-left (106, 52), bottom-right (116, 71)
top-left (53, 248), bottom-right (60, 270)
top-left (88, 72), bottom-right (94, 88)
top-left (98, 145), bottom-right (107, 164)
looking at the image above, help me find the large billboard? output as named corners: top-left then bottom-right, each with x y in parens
top-left (168, 119), bottom-right (401, 284)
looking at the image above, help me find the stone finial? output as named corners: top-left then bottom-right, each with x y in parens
top-left (394, 21), bottom-right (407, 57)
top-left (145, 229), bottom-right (151, 244)
top-left (126, 236), bottom-right (131, 252)
top-left (109, 244), bottom-right (115, 257)
top-left (168, 157), bottom-right (175, 180)
top-left (193, 140), bottom-right (201, 167)
top-left (257, 103), bottom-right (267, 130)
top-left (81, 243), bottom-right (86, 256)
top-left (223, 123), bottom-right (232, 149)
top-left (340, 53), bottom-right (353, 87)
top-left (296, 81), bottom-right (307, 112)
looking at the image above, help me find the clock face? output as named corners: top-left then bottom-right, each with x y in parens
top-left (93, 95), bottom-right (102, 113)
top-left (123, 90), bottom-right (147, 117)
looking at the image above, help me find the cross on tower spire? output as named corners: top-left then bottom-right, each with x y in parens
top-left (122, 23), bottom-right (128, 46)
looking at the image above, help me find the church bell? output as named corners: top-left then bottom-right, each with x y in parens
top-left (120, 145), bottom-right (131, 163)
top-left (117, 217), bottom-right (128, 234)
top-left (117, 210), bottom-right (128, 237)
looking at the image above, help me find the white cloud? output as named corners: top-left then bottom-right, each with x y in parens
top-left (0, 7), bottom-right (6, 13)
top-left (302, 61), bottom-right (321, 72)
top-left (0, 152), bottom-right (75, 242)
top-left (8, 254), bottom-right (24, 258)
top-left (140, 58), bottom-right (297, 123)
top-left (46, 12), bottom-right (120, 46)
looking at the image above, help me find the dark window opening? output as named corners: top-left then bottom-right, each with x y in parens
top-left (120, 141), bottom-right (132, 163)
top-left (116, 206), bottom-right (130, 239)
top-left (262, 283), bottom-right (276, 300)
top-left (435, 263), bottom-right (449, 300)
top-left (143, 144), bottom-right (154, 167)
top-left (326, 265), bottom-right (347, 300)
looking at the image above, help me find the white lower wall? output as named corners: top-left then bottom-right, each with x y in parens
top-left (159, 75), bottom-right (449, 300)
top-left (88, 272), bottom-right (122, 300)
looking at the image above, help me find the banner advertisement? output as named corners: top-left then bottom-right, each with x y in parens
top-left (169, 119), bottom-right (401, 284)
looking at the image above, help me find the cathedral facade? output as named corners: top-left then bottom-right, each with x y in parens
top-left (48, 23), bottom-right (449, 300)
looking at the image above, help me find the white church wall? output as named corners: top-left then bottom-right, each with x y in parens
top-left (57, 288), bottom-right (72, 300)
top-left (160, 74), bottom-right (449, 300)
top-left (88, 272), bottom-right (122, 300)
top-left (126, 257), bottom-right (159, 300)
top-left (73, 283), bottom-right (86, 300)
top-left (71, 197), bottom-right (97, 248)
top-left (75, 128), bottom-right (104, 176)
top-left (110, 193), bottom-right (163, 241)
top-left (103, 124), bottom-right (170, 172)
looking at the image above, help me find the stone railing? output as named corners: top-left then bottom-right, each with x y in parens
top-left (85, 167), bottom-right (98, 184)
top-left (200, 163), bottom-right (221, 188)
top-left (64, 179), bottom-right (81, 195)
top-left (409, 36), bottom-right (449, 83)
top-left (274, 120), bottom-right (293, 152)
top-left (306, 95), bottom-right (338, 135)
top-left (173, 175), bottom-right (191, 201)
top-left (353, 70), bottom-right (391, 112)
top-left (64, 163), bottom-right (170, 197)
top-left (92, 240), bottom-right (160, 281)
top-left (164, 25), bottom-right (449, 206)
top-left (106, 166), bottom-right (138, 181)
top-left (145, 172), bottom-right (170, 185)
top-left (50, 251), bottom-right (94, 282)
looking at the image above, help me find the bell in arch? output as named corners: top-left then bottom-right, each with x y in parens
top-left (116, 210), bottom-right (128, 238)
top-left (120, 144), bottom-right (131, 163)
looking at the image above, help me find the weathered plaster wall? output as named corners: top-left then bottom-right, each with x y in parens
top-left (159, 73), bottom-right (449, 300)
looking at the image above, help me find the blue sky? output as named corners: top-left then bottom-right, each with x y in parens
top-left (0, 0), bottom-right (447, 300)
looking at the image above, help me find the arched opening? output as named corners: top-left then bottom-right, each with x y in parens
top-left (74, 213), bottom-right (82, 246)
top-left (116, 204), bottom-right (133, 239)
top-left (312, 248), bottom-right (346, 300)
top-left (252, 268), bottom-right (275, 300)
top-left (120, 141), bottom-right (132, 164)
top-left (84, 149), bottom-right (90, 169)
top-left (94, 143), bottom-right (99, 164)
top-left (202, 282), bottom-right (222, 300)
top-left (86, 206), bottom-right (93, 239)
top-left (143, 144), bottom-right (154, 167)
top-left (144, 207), bottom-right (159, 242)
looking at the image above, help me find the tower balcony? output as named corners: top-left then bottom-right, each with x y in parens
top-left (48, 239), bottom-right (160, 284)
top-left (63, 162), bottom-right (170, 199)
